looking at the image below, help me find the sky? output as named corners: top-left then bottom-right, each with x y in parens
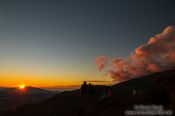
top-left (0, 0), bottom-right (174, 88)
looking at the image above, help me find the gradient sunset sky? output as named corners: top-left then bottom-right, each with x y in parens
top-left (0, 0), bottom-right (174, 88)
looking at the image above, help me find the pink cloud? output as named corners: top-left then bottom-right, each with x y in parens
top-left (97, 26), bottom-right (175, 82)
top-left (96, 56), bottom-right (106, 71)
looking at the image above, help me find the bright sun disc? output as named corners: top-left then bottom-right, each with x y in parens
top-left (19, 84), bottom-right (26, 89)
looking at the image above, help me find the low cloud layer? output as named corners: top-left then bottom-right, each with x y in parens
top-left (96, 26), bottom-right (175, 82)
top-left (87, 80), bottom-right (111, 83)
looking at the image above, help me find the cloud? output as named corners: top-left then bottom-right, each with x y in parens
top-left (96, 56), bottom-right (106, 71)
top-left (97, 26), bottom-right (175, 82)
top-left (86, 80), bottom-right (111, 83)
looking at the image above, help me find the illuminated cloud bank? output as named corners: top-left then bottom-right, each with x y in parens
top-left (96, 26), bottom-right (175, 82)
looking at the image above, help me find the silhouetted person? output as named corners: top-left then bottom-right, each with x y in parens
top-left (100, 89), bottom-right (108, 100)
top-left (100, 87), bottom-right (112, 100)
top-left (80, 81), bottom-right (88, 95)
top-left (88, 83), bottom-right (96, 95)
top-left (108, 88), bottom-right (112, 98)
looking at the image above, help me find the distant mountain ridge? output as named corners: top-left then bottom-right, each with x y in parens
top-left (0, 86), bottom-right (56, 111)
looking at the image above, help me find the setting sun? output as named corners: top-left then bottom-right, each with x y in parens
top-left (19, 84), bottom-right (26, 89)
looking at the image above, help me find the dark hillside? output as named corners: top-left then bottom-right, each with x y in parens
top-left (1, 69), bottom-right (175, 116)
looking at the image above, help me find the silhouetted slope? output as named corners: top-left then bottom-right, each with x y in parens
top-left (16, 86), bottom-right (55, 94)
top-left (0, 87), bottom-right (56, 111)
top-left (1, 69), bottom-right (175, 116)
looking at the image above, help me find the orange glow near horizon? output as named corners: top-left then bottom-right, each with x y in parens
top-left (0, 80), bottom-right (112, 89)
top-left (0, 73), bottom-right (112, 88)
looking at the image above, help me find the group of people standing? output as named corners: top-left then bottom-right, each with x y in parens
top-left (80, 81), bottom-right (96, 95)
top-left (80, 81), bottom-right (112, 99)
top-left (100, 87), bottom-right (112, 100)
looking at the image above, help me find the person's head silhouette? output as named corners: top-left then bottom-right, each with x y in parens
top-left (80, 81), bottom-right (88, 95)
top-left (83, 81), bottom-right (87, 85)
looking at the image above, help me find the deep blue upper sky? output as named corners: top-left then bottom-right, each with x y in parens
top-left (0, 0), bottom-right (174, 86)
